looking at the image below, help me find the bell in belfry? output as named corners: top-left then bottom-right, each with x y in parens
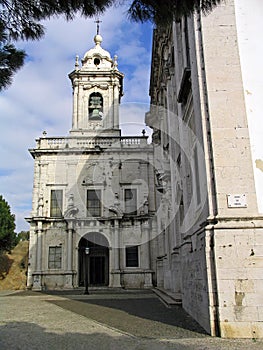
top-left (91, 108), bottom-right (100, 119)
top-left (89, 94), bottom-right (103, 120)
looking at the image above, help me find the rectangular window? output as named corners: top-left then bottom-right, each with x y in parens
top-left (87, 189), bottom-right (101, 217)
top-left (126, 246), bottom-right (139, 267)
top-left (48, 246), bottom-right (62, 269)
top-left (50, 190), bottom-right (63, 217)
top-left (124, 189), bottom-right (137, 215)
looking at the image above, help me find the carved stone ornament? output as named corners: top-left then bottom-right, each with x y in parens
top-left (38, 194), bottom-right (44, 216)
top-left (109, 193), bottom-right (123, 217)
top-left (64, 206), bottom-right (79, 218)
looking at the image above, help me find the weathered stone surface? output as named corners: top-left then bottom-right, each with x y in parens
top-left (27, 33), bottom-right (156, 291)
top-left (147, 0), bottom-right (263, 338)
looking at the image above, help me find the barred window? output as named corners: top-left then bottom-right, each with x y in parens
top-left (48, 246), bottom-right (62, 269)
top-left (124, 189), bottom-right (137, 215)
top-left (87, 189), bottom-right (101, 217)
top-left (126, 246), bottom-right (139, 267)
top-left (50, 190), bottom-right (63, 217)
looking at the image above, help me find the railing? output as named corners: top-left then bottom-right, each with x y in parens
top-left (36, 135), bottom-right (148, 149)
top-left (47, 138), bottom-right (66, 145)
top-left (120, 137), bottom-right (143, 145)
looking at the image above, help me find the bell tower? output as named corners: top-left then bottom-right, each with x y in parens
top-left (69, 27), bottom-right (124, 135)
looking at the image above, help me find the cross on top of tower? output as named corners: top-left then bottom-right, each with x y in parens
top-left (95, 19), bottom-right (102, 35)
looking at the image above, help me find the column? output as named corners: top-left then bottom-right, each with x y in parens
top-left (112, 219), bottom-right (121, 287)
top-left (108, 86), bottom-right (114, 129)
top-left (72, 84), bottom-right (78, 129)
top-left (114, 220), bottom-right (120, 270)
top-left (67, 228), bottom-right (73, 271)
top-left (32, 222), bottom-right (43, 290)
top-left (142, 220), bottom-right (153, 288)
top-left (36, 229), bottom-right (42, 272)
top-left (113, 82), bottom-right (119, 128)
top-left (77, 85), bottom-right (83, 128)
top-left (65, 221), bottom-right (74, 289)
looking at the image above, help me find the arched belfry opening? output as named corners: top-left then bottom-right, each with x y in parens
top-left (88, 92), bottom-right (103, 120)
top-left (78, 232), bottom-right (109, 287)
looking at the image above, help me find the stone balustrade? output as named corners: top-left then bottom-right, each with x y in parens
top-left (36, 136), bottom-right (148, 149)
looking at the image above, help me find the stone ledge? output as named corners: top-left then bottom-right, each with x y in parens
top-left (152, 287), bottom-right (182, 307)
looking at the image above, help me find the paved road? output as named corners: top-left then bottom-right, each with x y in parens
top-left (0, 289), bottom-right (262, 349)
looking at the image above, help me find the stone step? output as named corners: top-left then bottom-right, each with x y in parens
top-left (153, 287), bottom-right (182, 308)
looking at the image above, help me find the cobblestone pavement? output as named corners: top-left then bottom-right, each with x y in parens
top-left (0, 289), bottom-right (262, 350)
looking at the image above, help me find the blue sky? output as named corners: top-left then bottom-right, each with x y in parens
top-left (0, 5), bottom-right (153, 232)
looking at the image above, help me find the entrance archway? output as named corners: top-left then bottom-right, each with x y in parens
top-left (78, 232), bottom-right (109, 287)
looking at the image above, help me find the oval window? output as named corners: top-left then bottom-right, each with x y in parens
top-left (94, 58), bottom-right (100, 66)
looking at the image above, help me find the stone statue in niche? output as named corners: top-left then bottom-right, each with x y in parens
top-left (89, 92), bottom-right (103, 120)
top-left (64, 194), bottom-right (79, 218)
top-left (38, 194), bottom-right (44, 216)
top-left (109, 193), bottom-right (123, 217)
top-left (140, 195), bottom-right (149, 215)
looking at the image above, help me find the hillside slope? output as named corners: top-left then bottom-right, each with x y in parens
top-left (0, 241), bottom-right (29, 290)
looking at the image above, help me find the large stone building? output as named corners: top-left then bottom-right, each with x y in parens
top-left (146, 0), bottom-right (263, 338)
top-left (26, 32), bottom-right (156, 291)
top-left (26, 0), bottom-right (262, 339)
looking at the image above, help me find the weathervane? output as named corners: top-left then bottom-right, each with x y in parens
top-left (95, 18), bottom-right (102, 35)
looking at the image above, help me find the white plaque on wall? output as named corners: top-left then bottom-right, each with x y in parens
top-left (227, 194), bottom-right (247, 208)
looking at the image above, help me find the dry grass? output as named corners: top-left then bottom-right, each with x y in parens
top-left (0, 241), bottom-right (29, 290)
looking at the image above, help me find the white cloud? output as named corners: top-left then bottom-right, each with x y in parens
top-left (0, 5), bottom-right (153, 231)
top-left (123, 64), bottom-right (151, 102)
top-left (120, 102), bottom-right (152, 139)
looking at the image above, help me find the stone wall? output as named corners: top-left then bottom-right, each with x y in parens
top-left (214, 223), bottom-right (263, 338)
top-left (179, 232), bottom-right (212, 334)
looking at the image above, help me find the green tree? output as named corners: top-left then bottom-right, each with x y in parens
top-left (127, 0), bottom-right (222, 24)
top-left (0, 195), bottom-right (16, 253)
top-left (0, 0), bottom-right (221, 91)
top-left (17, 230), bottom-right (30, 241)
top-left (0, 0), bottom-right (114, 91)
top-left (0, 21), bottom-right (25, 90)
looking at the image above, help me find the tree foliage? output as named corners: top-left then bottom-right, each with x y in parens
top-left (1, 0), bottom-right (114, 42)
top-left (0, 0), bottom-right (222, 91)
top-left (127, 0), bottom-right (222, 24)
top-left (0, 195), bottom-right (16, 253)
top-left (0, 0), bottom-right (114, 90)
top-left (17, 230), bottom-right (30, 241)
top-left (0, 21), bottom-right (25, 89)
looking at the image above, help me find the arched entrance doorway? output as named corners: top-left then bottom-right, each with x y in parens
top-left (78, 232), bottom-right (109, 287)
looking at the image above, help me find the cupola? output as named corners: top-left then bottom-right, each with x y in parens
top-left (69, 25), bottom-right (124, 135)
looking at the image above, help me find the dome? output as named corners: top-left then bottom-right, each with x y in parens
top-left (82, 33), bottom-right (113, 69)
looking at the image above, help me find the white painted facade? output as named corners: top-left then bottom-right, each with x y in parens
top-left (234, 0), bottom-right (263, 214)
top-left (27, 34), bottom-right (156, 291)
top-left (146, 0), bottom-right (263, 338)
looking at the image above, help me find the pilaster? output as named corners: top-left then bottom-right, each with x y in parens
top-left (32, 222), bottom-right (43, 291)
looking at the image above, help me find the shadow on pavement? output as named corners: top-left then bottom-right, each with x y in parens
top-left (35, 289), bottom-right (208, 339)
top-left (0, 321), bottom-right (195, 350)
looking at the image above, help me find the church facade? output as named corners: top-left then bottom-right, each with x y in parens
top-left (146, 0), bottom-right (263, 338)
top-left (26, 33), bottom-right (156, 291)
top-left (26, 1), bottom-right (263, 339)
